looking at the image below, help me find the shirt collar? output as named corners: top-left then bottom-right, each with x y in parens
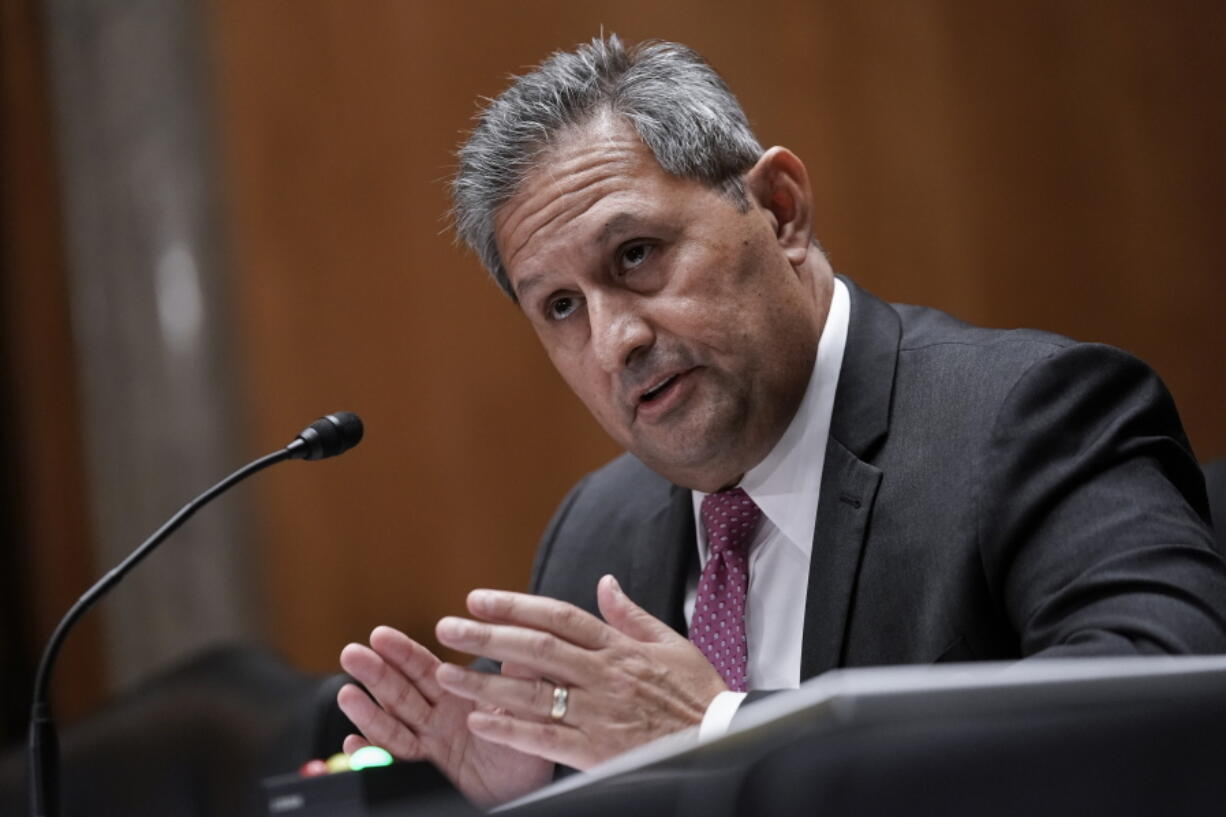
top-left (692, 277), bottom-right (850, 558)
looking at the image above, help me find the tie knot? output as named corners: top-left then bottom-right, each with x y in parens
top-left (700, 488), bottom-right (762, 557)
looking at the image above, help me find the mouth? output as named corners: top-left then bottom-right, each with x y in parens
top-left (639, 373), bottom-right (680, 404)
top-left (633, 367), bottom-right (697, 420)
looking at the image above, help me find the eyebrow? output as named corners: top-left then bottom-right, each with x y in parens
top-left (599, 212), bottom-right (642, 244)
top-left (512, 211), bottom-right (649, 303)
top-left (514, 272), bottom-right (545, 304)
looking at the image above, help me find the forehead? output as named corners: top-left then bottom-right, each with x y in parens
top-left (493, 114), bottom-right (688, 286)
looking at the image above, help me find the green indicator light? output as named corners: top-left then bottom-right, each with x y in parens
top-left (349, 746), bottom-right (393, 770)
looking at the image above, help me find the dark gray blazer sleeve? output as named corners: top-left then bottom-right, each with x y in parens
top-left (978, 343), bottom-right (1226, 656)
top-left (528, 473), bottom-right (592, 595)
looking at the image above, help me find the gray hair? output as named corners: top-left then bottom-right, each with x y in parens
top-left (451, 35), bottom-right (764, 299)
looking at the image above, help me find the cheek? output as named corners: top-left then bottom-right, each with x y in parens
top-left (665, 284), bottom-right (760, 355)
top-left (670, 233), bottom-right (778, 342)
top-left (547, 349), bottom-right (621, 421)
top-left (679, 308), bottom-right (747, 356)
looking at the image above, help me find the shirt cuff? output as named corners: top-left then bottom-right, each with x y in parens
top-left (698, 690), bottom-right (748, 741)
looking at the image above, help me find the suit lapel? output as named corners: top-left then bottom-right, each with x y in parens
top-left (800, 441), bottom-right (882, 677)
top-left (828, 277), bottom-right (900, 458)
top-left (626, 482), bottom-right (695, 635)
top-left (800, 278), bottom-right (900, 678)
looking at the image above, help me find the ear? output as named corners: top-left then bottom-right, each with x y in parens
top-left (745, 147), bottom-right (814, 267)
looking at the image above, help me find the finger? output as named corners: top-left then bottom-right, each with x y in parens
top-left (342, 733), bottom-right (370, 755)
top-left (340, 642), bottom-right (434, 725)
top-left (466, 709), bottom-right (588, 770)
top-left (500, 661), bottom-right (539, 680)
top-left (336, 683), bottom-right (423, 760)
top-left (597, 574), bottom-right (676, 643)
top-left (436, 662), bottom-right (559, 721)
top-left (435, 617), bottom-right (591, 683)
top-left (368, 626), bottom-right (447, 703)
top-left (466, 590), bottom-right (612, 650)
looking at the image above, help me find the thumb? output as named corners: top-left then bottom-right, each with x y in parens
top-left (597, 574), bottom-right (675, 643)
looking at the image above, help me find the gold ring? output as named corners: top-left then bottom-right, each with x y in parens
top-left (549, 685), bottom-right (569, 721)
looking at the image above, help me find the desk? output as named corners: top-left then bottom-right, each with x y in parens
top-left (496, 657), bottom-right (1226, 817)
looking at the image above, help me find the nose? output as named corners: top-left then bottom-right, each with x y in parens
top-left (588, 290), bottom-right (654, 374)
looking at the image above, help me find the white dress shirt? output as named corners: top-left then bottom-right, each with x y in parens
top-left (686, 277), bottom-right (850, 738)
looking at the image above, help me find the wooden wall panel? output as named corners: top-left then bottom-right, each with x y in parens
top-left (206, 0), bottom-right (1226, 674)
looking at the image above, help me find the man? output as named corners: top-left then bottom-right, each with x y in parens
top-left (336, 36), bottom-right (1226, 806)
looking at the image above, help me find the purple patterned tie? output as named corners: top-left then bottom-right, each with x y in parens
top-left (691, 488), bottom-right (762, 692)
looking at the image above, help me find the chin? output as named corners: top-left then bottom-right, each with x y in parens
top-left (624, 394), bottom-right (755, 479)
top-left (635, 433), bottom-right (748, 489)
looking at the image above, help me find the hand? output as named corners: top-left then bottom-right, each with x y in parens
top-left (432, 574), bottom-right (728, 770)
top-left (337, 627), bottom-right (553, 806)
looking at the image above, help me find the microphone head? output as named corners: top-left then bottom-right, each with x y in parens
top-left (288, 412), bottom-right (364, 460)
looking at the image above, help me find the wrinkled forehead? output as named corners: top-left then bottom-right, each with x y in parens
top-left (504, 109), bottom-right (649, 212)
top-left (493, 114), bottom-right (661, 268)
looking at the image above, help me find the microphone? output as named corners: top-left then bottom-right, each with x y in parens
top-left (286, 411), bottom-right (364, 460)
top-left (28, 412), bottom-right (365, 817)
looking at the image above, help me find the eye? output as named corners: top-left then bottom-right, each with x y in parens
top-left (546, 293), bottom-right (583, 321)
top-left (619, 242), bottom-right (652, 272)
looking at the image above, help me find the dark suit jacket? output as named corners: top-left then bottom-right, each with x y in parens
top-left (526, 277), bottom-right (1226, 682)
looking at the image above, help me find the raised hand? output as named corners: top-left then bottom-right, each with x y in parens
top-left (337, 626), bottom-right (553, 806)
top-left (432, 574), bottom-right (728, 770)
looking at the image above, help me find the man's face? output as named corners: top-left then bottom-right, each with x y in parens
top-left (494, 113), bottom-right (824, 491)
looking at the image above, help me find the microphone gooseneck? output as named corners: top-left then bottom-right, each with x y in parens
top-left (28, 412), bottom-right (363, 817)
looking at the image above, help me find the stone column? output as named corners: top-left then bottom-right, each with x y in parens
top-left (41, 0), bottom-right (259, 693)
